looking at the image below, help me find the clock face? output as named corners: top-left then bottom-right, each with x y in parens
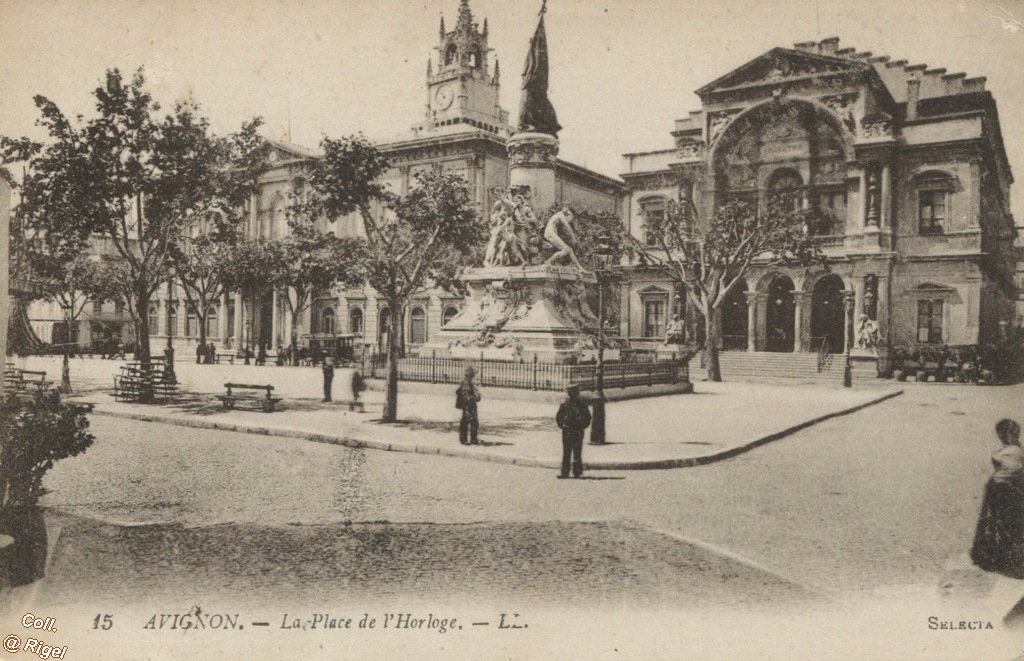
top-left (436, 85), bottom-right (455, 110)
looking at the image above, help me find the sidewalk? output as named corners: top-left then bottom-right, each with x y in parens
top-left (46, 353), bottom-right (902, 469)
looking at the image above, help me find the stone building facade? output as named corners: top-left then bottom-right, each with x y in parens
top-left (146, 0), bottom-right (623, 357)
top-left (620, 37), bottom-right (1017, 360)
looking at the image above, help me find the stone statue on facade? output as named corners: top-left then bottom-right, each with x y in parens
top-left (664, 314), bottom-right (685, 345)
top-left (543, 207), bottom-right (583, 269)
top-left (856, 314), bottom-right (879, 349)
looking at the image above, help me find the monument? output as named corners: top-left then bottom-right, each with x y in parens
top-left (428, 2), bottom-right (611, 364)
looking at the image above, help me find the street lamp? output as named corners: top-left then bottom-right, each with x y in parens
top-left (590, 232), bottom-right (614, 445)
top-left (843, 289), bottom-right (854, 388)
top-left (164, 278), bottom-right (177, 385)
top-left (59, 305), bottom-right (72, 394)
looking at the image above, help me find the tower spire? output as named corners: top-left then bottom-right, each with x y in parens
top-left (439, 14), bottom-right (445, 38)
top-left (456, 0), bottom-right (473, 32)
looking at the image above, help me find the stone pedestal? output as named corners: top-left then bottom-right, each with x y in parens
top-left (507, 132), bottom-right (559, 212)
top-left (424, 265), bottom-right (602, 363)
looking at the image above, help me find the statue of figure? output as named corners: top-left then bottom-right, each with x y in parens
top-left (543, 208), bottom-right (582, 269)
top-left (664, 314), bottom-right (685, 345)
top-left (517, 3), bottom-right (561, 136)
top-left (483, 194), bottom-right (529, 267)
top-left (856, 314), bottom-right (879, 349)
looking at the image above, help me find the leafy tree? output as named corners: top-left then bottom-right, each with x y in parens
top-left (171, 220), bottom-right (240, 353)
top-left (265, 216), bottom-right (366, 364)
top-left (298, 135), bottom-right (485, 421)
top-left (630, 194), bottom-right (820, 381)
top-left (41, 255), bottom-right (122, 350)
top-left (1, 69), bottom-right (265, 365)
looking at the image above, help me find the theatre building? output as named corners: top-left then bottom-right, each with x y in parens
top-left (620, 37), bottom-right (1017, 370)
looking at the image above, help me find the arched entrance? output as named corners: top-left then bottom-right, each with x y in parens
top-left (811, 274), bottom-right (846, 354)
top-left (765, 276), bottom-right (795, 352)
top-left (720, 279), bottom-right (748, 350)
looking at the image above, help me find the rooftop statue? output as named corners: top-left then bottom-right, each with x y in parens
top-left (517, 1), bottom-right (561, 136)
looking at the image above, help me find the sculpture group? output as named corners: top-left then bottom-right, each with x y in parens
top-left (482, 189), bottom-right (583, 270)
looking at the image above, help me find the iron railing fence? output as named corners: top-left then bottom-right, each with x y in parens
top-left (359, 353), bottom-right (687, 392)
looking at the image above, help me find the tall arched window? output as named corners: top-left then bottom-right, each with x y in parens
top-left (442, 305), bottom-right (459, 327)
top-left (468, 47), bottom-right (481, 68)
top-left (206, 306), bottom-right (218, 338)
top-left (349, 307), bottom-right (364, 335)
top-left (767, 168), bottom-right (803, 212)
top-left (410, 306), bottom-right (427, 344)
top-left (148, 305), bottom-right (159, 334)
top-left (444, 43), bottom-right (458, 66)
top-left (167, 305), bottom-right (178, 338)
top-left (186, 307), bottom-right (197, 337)
top-left (321, 307), bottom-right (336, 335)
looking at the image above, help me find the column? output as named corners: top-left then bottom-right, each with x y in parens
top-left (793, 291), bottom-right (806, 352)
top-left (865, 165), bottom-right (880, 227)
top-left (271, 290), bottom-right (280, 347)
top-left (744, 292), bottom-right (758, 352)
top-left (283, 294), bottom-right (294, 347)
top-left (853, 277), bottom-right (865, 325)
top-left (877, 275), bottom-right (890, 346)
top-left (857, 168), bottom-right (867, 229)
top-left (233, 292), bottom-right (243, 350)
top-left (880, 163), bottom-right (892, 229)
top-left (843, 290), bottom-right (855, 350)
top-left (217, 293), bottom-right (228, 343)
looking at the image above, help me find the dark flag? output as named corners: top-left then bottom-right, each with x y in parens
top-left (517, 4), bottom-right (561, 136)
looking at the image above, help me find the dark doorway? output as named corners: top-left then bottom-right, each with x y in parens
top-left (811, 274), bottom-right (846, 354)
top-left (765, 276), bottom-right (795, 352)
top-left (720, 280), bottom-right (748, 350)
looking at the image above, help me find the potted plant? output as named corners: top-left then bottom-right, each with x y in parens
top-left (891, 346), bottom-right (908, 382)
top-left (0, 391), bottom-right (95, 587)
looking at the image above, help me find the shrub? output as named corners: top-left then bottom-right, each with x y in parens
top-left (0, 391), bottom-right (95, 507)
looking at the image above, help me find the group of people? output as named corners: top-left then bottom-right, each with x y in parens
top-left (454, 367), bottom-right (592, 479)
top-left (194, 342), bottom-right (219, 364)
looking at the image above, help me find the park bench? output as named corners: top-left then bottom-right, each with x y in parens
top-left (214, 351), bottom-right (235, 364)
top-left (217, 383), bottom-right (282, 412)
top-left (5, 369), bottom-right (53, 392)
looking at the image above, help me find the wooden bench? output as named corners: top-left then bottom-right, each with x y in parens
top-left (6, 369), bottom-right (53, 392)
top-left (217, 383), bottom-right (282, 412)
top-left (214, 352), bottom-right (235, 365)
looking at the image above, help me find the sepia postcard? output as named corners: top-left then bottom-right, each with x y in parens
top-left (1, 0), bottom-right (1024, 658)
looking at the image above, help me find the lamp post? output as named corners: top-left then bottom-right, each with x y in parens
top-left (590, 232), bottom-right (614, 445)
top-left (164, 279), bottom-right (177, 385)
top-left (59, 305), bottom-right (72, 394)
top-left (843, 289), bottom-right (854, 388)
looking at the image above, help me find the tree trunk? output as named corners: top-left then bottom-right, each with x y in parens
top-left (290, 308), bottom-right (300, 367)
top-left (197, 304), bottom-right (207, 358)
top-left (704, 307), bottom-right (721, 382)
top-left (382, 300), bottom-right (402, 422)
top-left (134, 287), bottom-right (152, 364)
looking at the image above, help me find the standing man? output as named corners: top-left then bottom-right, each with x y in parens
top-left (556, 384), bottom-right (591, 478)
top-left (456, 367), bottom-right (482, 445)
top-left (322, 356), bottom-right (334, 402)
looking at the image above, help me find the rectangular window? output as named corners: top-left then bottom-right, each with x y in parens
top-left (642, 204), bottom-right (664, 247)
top-left (642, 299), bottom-right (666, 338)
top-left (92, 300), bottom-right (103, 317)
top-left (918, 190), bottom-right (945, 234)
top-left (815, 190), bottom-right (846, 234)
top-left (916, 299), bottom-right (943, 344)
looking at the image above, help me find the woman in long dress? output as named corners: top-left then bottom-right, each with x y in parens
top-left (970, 418), bottom-right (1024, 578)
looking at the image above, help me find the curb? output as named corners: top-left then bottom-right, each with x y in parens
top-left (87, 389), bottom-right (902, 471)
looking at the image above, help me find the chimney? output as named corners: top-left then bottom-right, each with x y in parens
top-left (819, 37), bottom-right (839, 55)
top-left (906, 76), bottom-right (920, 120)
top-left (793, 40), bottom-right (818, 53)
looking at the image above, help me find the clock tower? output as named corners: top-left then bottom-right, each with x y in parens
top-left (422, 0), bottom-right (509, 135)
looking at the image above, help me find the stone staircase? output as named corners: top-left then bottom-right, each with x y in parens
top-left (688, 351), bottom-right (879, 385)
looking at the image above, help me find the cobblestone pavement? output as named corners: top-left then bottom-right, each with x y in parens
top-left (37, 516), bottom-right (814, 610)
top-left (39, 382), bottom-right (1023, 601)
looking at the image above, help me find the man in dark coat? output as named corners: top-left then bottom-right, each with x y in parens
top-left (455, 367), bottom-right (481, 445)
top-left (322, 357), bottom-right (335, 402)
top-left (556, 384), bottom-right (591, 478)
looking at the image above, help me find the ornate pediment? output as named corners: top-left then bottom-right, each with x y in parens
top-left (697, 48), bottom-right (868, 98)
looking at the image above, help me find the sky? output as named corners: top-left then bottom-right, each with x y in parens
top-left (1, 0), bottom-right (1023, 219)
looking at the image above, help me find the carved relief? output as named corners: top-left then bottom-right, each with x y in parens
top-left (707, 110), bottom-right (742, 144)
top-left (860, 113), bottom-right (894, 140)
top-left (821, 94), bottom-right (857, 133)
top-left (677, 142), bottom-right (702, 160)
